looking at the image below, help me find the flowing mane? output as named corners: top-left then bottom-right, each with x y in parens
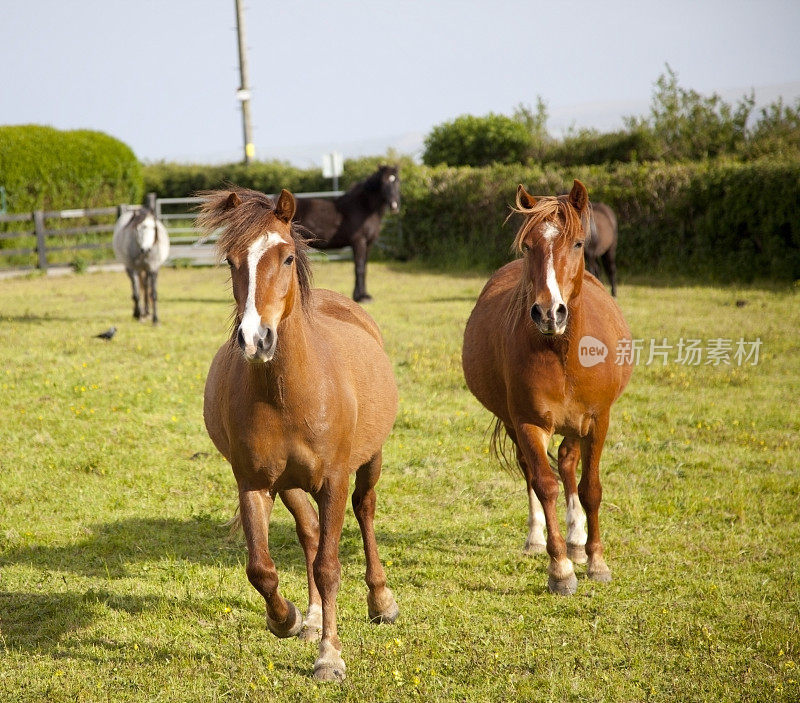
top-left (503, 190), bottom-right (592, 334)
top-left (195, 187), bottom-right (313, 309)
top-left (510, 191), bottom-right (590, 253)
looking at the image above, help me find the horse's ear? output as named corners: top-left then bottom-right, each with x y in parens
top-left (568, 179), bottom-right (589, 213)
top-left (225, 192), bottom-right (242, 210)
top-left (517, 184), bottom-right (536, 210)
top-left (275, 189), bottom-right (296, 223)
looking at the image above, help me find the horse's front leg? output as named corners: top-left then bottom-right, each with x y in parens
top-left (517, 422), bottom-right (577, 595)
top-left (126, 268), bottom-right (142, 319)
top-left (149, 269), bottom-right (159, 324)
top-left (138, 271), bottom-right (150, 319)
top-left (311, 475), bottom-right (349, 682)
top-left (278, 488), bottom-right (323, 642)
top-left (579, 413), bottom-right (612, 582)
top-left (557, 437), bottom-right (587, 564)
top-left (238, 487), bottom-right (303, 638)
top-left (351, 238), bottom-right (371, 302)
top-left (352, 451), bottom-right (398, 624)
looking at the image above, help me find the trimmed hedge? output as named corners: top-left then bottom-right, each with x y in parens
top-left (142, 156), bottom-right (800, 281)
top-left (0, 125), bottom-right (143, 212)
top-left (398, 159), bottom-right (800, 281)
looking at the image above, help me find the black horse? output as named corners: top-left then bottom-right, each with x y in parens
top-left (294, 165), bottom-right (400, 302)
top-left (585, 202), bottom-right (618, 297)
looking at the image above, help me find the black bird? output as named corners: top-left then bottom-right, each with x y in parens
top-left (95, 326), bottom-right (117, 340)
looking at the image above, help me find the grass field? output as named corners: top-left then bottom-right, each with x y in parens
top-left (1, 261), bottom-right (798, 702)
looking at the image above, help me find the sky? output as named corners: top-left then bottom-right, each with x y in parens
top-left (2, 0), bottom-right (799, 168)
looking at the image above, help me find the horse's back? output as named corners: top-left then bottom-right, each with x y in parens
top-left (112, 211), bottom-right (136, 262)
top-left (294, 198), bottom-right (343, 247)
top-left (587, 203), bottom-right (617, 258)
top-left (462, 260), bottom-right (522, 419)
top-left (311, 289), bottom-right (385, 348)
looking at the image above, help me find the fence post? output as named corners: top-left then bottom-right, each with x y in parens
top-left (33, 210), bottom-right (47, 270)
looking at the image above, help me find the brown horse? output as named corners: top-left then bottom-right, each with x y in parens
top-left (585, 202), bottom-right (618, 297)
top-left (462, 180), bottom-right (632, 596)
top-left (198, 187), bottom-right (399, 681)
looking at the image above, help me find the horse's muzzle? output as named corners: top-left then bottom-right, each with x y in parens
top-left (238, 325), bottom-right (277, 361)
top-left (530, 303), bottom-right (568, 336)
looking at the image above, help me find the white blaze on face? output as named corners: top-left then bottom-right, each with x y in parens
top-left (542, 223), bottom-right (565, 309)
top-left (238, 231), bottom-right (286, 351)
top-left (137, 216), bottom-right (157, 251)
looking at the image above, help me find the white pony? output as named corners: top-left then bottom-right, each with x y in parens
top-left (112, 208), bottom-right (170, 324)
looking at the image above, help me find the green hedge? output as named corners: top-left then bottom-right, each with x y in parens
top-left (397, 159), bottom-right (800, 281)
top-left (0, 125), bottom-right (142, 212)
top-left (142, 156), bottom-right (800, 281)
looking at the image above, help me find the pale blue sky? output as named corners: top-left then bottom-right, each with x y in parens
top-left (3, 0), bottom-right (799, 166)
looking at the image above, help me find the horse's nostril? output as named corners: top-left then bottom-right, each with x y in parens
top-left (555, 304), bottom-right (568, 325)
top-left (237, 328), bottom-right (246, 349)
top-left (530, 304), bottom-right (543, 323)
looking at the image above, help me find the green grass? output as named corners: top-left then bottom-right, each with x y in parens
top-left (1, 262), bottom-right (798, 702)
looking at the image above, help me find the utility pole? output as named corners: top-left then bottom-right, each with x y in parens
top-left (234, 0), bottom-right (254, 164)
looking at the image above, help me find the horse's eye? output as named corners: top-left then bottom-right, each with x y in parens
top-left (284, 254), bottom-right (295, 266)
top-left (225, 256), bottom-right (234, 267)
top-left (574, 241), bottom-right (584, 250)
top-left (521, 243), bottom-right (530, 253)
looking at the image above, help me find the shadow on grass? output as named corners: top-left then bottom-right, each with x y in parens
top-left (0, 514), bottom-right (389, 581)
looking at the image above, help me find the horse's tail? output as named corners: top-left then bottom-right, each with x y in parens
top-left (224, 506), bottom-right (242, 541)
top-left (489, 417), bottom-right (558, 475)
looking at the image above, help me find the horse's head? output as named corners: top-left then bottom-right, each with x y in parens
top-left (513, 180), bottom-right (590, 336)
top-left (198, 188), bottom-right (311, 363)
top-left (130, 208), bottom-right (158, 254)
top-left (379, 165), bottom-right (400, 213)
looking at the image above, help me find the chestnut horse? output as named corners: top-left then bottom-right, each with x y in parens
top-left (462, 180), bottom-right (632, 596)
top-left (585, 202), bottom-right (618, 297)
top-left (199, 187), bottom-right (399, 681)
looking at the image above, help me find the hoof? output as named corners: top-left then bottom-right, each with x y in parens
top-left (548, 572), bottom-right (578, 596)
top-left (587, 567), bottom-right (612, 583)
top-left (368, 588), bottom-right (399, 624)
top-left (587, 555), bottom-right (612, 583)
top-left (298, 623), bottom-right (322, 642)
top-left (313, 662), bottom-right (346, 682)
top-left (266, 600), bottom-right (303, 638)
top-left (523, 542), bottom-right (547, 556)
top-left (354, 294), bottom-right (373, 303)
top-left (369, 600), bottom-right (399, 625)
top-left (567, 543), bottom-right (588, 564)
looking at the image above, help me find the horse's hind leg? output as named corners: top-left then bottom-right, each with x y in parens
top-left (351, 238), bottom-right (372, 302)
top-left (557, 437), bottom-right (587, 564)
top-left (238, 487), bottom-right (303, 638)
top-left (579, 413), bottom-right (612, 582)
top-left (601, 248), bottom-right (617, 297)
top-left (352, 450), bottom-right (398, 624)
top-left (279, 488), bottom-right (323, 642)
top-left (126, 268), bottom-right (142, 319)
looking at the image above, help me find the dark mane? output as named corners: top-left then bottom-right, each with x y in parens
top-left (129, 207), bottom-right (153, 227)
top-left (195, 187), bottom-right (313, 309)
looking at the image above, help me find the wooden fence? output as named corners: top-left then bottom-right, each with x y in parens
top-left (0, 190), bottom-right (402, 272)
